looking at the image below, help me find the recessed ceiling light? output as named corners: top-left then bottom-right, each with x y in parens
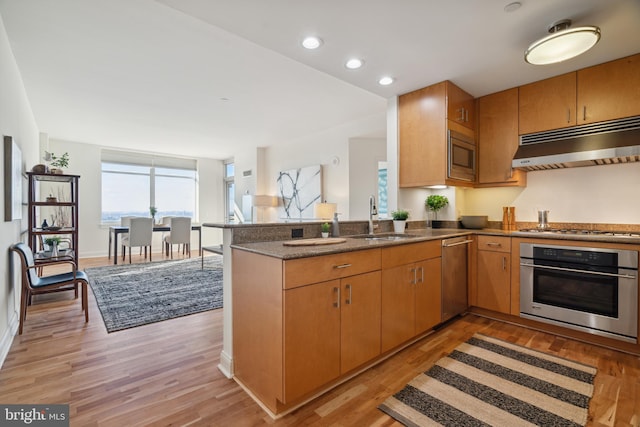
top-left (302, 36), bottom-right (323, 49)
top-left (345, 58), bottom-right (364, 69)
top-left (378, 76), bottom-right (394, 86)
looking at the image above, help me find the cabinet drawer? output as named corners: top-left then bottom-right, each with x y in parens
top-left (477, 235), bottom-right (511, 253)
top-left (284, 249), bottom-right (381, 289)
top-left (381, 240), bottom-right (441, 269)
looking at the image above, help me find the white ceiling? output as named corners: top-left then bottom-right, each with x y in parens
top-left (1, 0), bottom-right (639, 160)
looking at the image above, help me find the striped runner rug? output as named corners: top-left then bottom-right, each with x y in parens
top-left (379, 333), bottom-right (596, 426)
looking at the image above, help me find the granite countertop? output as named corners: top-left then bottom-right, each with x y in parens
top-left (231, 228), bottom-right (640, 259)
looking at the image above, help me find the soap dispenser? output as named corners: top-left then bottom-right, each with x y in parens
top-left (331, 212), bottom-right (340, 237)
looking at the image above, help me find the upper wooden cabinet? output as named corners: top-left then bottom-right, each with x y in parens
top-left (518, 72), bottom-right (577, 134)
top-left (577, 53), bottom-right (640, 124)
top-left (519, 53), bottom-right (640, 134)
top-left (398, 80), bottom-right (475, 187)
top-left (477, 88), bottom-right (526, 187)
top-left (447, 81), bottom-right (475, 129)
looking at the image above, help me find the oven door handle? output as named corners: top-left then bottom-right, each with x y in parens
top-left (520, 262), bottom-right (637, 279)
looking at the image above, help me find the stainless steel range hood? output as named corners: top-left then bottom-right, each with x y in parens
top-left (512, 116), bottom-right (640, 171)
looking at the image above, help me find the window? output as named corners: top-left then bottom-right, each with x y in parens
top-left (224, 160), bottom-right (235, 222)
top-left (101, 150), bottom-right (197, 223)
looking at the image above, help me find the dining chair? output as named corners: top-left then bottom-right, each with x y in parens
top-left (122, 217), bottom-right (154, 263)
top-left (120, 215), bottom-right (137, 259)
top-left (10, 242), bottom-right (89, 335)
top-left (163, 217), bottom-right (192, 258)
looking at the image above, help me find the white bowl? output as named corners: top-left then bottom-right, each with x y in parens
top-left (460, 215), bottom-right (488, 229)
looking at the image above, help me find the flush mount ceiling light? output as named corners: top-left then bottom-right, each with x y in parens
top-left (525, 19), bottom-right (601, 65)
top-left (345, 58), bottom-right (364, 69)
top-left (302, 36), bottom-right (323, 49)
top-left (378, 76), bottom-right (394, 86)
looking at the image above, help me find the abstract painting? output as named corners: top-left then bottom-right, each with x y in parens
top-left (277, 165), bottom-right (321, 220)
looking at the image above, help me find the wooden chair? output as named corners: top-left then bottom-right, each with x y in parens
top-left (122, 217), bottom-right (153, 263)
top-left (163, 217), bottom-right (192, 258)
top-left (10, 242), bottom-right (89, 335)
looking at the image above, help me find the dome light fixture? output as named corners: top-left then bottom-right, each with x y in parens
top-left (525, 19), bottom-right (601, 65)
top-left (302, 36), bottom-right (323, 50)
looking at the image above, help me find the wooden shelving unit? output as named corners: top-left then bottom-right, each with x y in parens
top-left (27, 172), bottom-right (80, 266)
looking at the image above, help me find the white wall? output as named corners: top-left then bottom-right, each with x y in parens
top-left (45, 138), bottom-right (226, 257)
top-left (348, 137), bottom-right (386, 220)
top-left (262, 112), bottom-right (386, 221)
top-left (0, 14), bottom-right (40, 364)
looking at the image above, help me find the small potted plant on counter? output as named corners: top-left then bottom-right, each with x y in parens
top-left (321, 222), bottom-right (331, 238)
top-left (426, 195), bottom-right (449, 228)
top-left (391, 209), bottom-right (409, 234)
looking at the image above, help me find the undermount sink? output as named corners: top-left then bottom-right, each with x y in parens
top-left (348, 233), bottom-right (420, 241)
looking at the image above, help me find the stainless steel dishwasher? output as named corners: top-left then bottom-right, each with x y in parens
top-left (441, 236), bottom-right (472, 322)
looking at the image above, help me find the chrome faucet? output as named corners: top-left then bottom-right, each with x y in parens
top-left (368, 195), bottom-right (378, 234)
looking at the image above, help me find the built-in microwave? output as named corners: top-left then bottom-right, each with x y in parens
top-left (447, 129), bottom-right (476, 182)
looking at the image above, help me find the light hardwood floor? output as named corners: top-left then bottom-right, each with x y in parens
top-left (1, 251), bottom-right (639, 426)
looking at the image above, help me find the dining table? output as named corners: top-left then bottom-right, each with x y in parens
top-left (108, 224), bottom-right (202, 265)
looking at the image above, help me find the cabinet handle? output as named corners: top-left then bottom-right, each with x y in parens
top-left (345, 284), bottom-right (352, 305)
top-left (418, 266), bottom-right (424, 284)
top-left (410, 267), bottom-right (416, 285)
top-left (583, 105), bottom-right (587, 121)
top-left (502, 256), bottom-right (507, 271)
top-left (333, 263), bottom-right (352, 269)
top-left (567, 108), bottom-right (571, 123)
top-left (333, 287), bottom-right (340, 308)
top-left (487, 242), bottom-right (502, 247)
top-left (465, 108), bottom-right (469, 123)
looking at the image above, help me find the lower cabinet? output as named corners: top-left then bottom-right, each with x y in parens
top-left (380, 241), bottom-right (442, 353)
top-left (476, 236), bottom-right (511, 314)
top-left (283, 271), bottom-right (381, 401)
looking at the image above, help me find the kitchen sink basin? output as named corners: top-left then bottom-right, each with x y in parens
top-left (348, 233), bottom-right (420, 241)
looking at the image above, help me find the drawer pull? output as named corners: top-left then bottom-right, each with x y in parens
top-left (334, 263), bottom-right (352, 269)
top-left (486, 242), bottom-right (502, 247)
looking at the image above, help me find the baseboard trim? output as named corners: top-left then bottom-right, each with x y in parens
top-left (0, 311), bottom-right (18, 370)
top-left (217, 350), bottom-right (234, 379)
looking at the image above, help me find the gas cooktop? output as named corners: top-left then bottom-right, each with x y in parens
top-left (518, 228), bottom-right (640, 238)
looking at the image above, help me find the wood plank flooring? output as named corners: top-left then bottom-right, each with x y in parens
top-left (1, 252), bottom-right (639, 426)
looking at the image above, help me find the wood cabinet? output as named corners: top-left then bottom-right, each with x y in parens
top-left (477, 88), bottom-right (526, 187)
top-left (475, 236), bottom-right (511, 314)
top-left (232, 248), bottom-right (381, 414)
top-left (577, 53), bottom-right (640, 124)
top-left (27, 172), bottom-right (80, 266)
top-left (381, 241), bottom-right (442, 352)
top-left (399, 80), bottom-right (475, 187)
top-left (519, 53), bottom-right (640, 134)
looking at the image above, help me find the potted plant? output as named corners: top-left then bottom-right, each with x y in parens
top-left (49, 152), bottom-right (69, 174)
top-left (149, 206), bottom-right (157, 222)
top-left (44, 236), bottom-right (61, 256)
top-left (425, 195), bottom-right (449, 228)
top-left (391, 209), bottom-right (409, 234)
top-left (321, 222), bottom-right (331, 238)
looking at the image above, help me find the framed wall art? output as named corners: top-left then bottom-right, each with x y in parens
top-left (277, 164), bottom-right (321, 220)
top-left (4, 135), bottom-right (22, 221)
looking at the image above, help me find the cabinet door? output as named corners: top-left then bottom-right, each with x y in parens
top-left (398, 83), bottom-right (447, 187)
top-left (476, 251), bottom-right (511, 314)
top-left (381, 264), bottom-right (415, 352)
top-left (578, 53), bottom-right (640, 124)
top-left (415, 258), bottom-right (442, 334)
top-left (477, 88), bottom-right (526, 186)
top-left (519, 72), bottom-right (576, 134)
top-left (283, 280), bottom-right (341, 401)
top-left (341, 271), bottom-right (381, 373)
top-left (447, 81), bottom-right (475, 130)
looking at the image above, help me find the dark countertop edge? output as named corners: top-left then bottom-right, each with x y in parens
top-left (230, 228), bottom-right (640, 260)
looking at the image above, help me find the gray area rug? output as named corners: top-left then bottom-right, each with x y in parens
top-left (86, 256), bottom-right (223, 333)
top-left (379, 333), bottom-right (596, 426)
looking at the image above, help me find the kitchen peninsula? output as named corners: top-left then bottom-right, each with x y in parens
top-left (227, 223), bottom-right (640, 416)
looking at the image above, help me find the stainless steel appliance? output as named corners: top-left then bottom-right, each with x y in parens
top-left (441, 237), bottom-right (472, 321)
top-left (447, 129), bottom-right (475, 182)
top-left (520, 242), bottom-right (638, 343)
top-left (517, 228), bottom-right (640, 238)
top-left (537, 210), bottom-right (550, 229)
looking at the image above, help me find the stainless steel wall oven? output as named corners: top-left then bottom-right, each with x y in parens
top-left (520, 243), bottom-right (638, 343)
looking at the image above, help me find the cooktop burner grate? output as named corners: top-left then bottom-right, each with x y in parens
top-left (518, 228), bottom-right (640, 237)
